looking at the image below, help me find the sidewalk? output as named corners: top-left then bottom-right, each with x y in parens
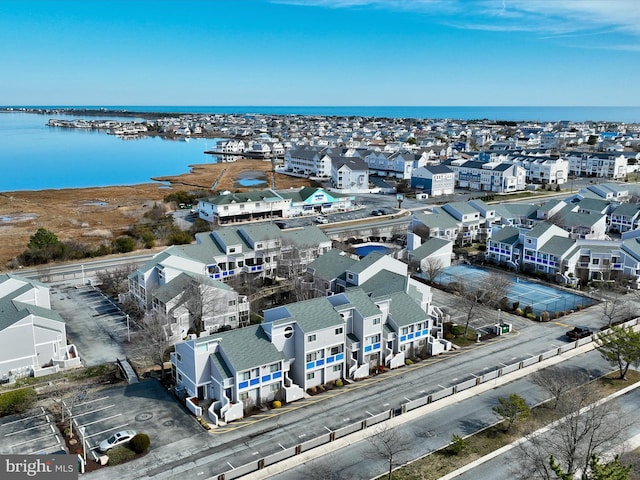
top-left (242, 340), bottom-right (598, 480)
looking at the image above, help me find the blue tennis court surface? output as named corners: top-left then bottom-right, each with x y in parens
top-left (430, 264), bottom-right (594, 315)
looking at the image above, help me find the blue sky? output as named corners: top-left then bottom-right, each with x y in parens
top-left (1, 0), bottom-right (639, 106)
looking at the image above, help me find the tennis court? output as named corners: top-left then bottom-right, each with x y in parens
top-left (431, 264), bottom-right (595, 315)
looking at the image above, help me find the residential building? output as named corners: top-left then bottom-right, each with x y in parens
top-left (410, 165), bottom-right (455, 196)
top-left (196, 189), bottom-right (290, 225)
top-left (565, 152), bottom-right (627, 179)
top-left (330, 156), bottom-right (370, 193)
top-left (0, 274), bottom-right (80, 380)
top-left (171, 253), bottom-right (450, 424)
top-left (150, 272), bottom-right (249, 338)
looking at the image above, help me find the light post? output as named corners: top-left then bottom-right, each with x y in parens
top-left (80, 426), bottom-right (87, 464)
top-left (126, 314), bottom-right (130, 343)
top-left (81, 264), bottom-right (85, 285)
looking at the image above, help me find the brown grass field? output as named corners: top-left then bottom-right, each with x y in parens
top-left (0, 160), bottom-right (312, 270)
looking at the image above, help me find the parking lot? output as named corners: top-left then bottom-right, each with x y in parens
top-left (66, 381), bottom-right (202, 460)
top-left (0, 406), bottom-right (65, 455)
top-left (50, 285), bottom-right (130, 366)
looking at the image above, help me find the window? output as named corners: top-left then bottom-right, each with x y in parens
top-left (251, 368), bottom-right (260, 378)
top-left (373, 317), bottom-right (380, 325)
top-left (176, 353), bottom-right (182, 362)
top-left (240, 392), bottom-right (249, 402)
top-left (335, 327), bottom-right (343, 335)
top-left (229, 247), bottom-right (236, 253)
top-left (330, 345), bottom-right (343, 355)
top-left (306, 372), bottom-right (315, 380)
top-left (269, 363), bottom-right (280, 373)
top-left (241, 371), bottom-right (250, 381)
top-left (332, 365), bottom-right (341, 372)
top-left (593, 258), bottom-right (600, 265)
top-left (256, 243), bottom-right (263, 249)
top-left (177, 372), bottom-right (182, 381)
top-left (269, 383), bottom-right (280, 392)
top-left (401, 327), bottom-right (408, 335)
top-left (284, 326), bottom-right (294, 339)
top-left (308, 334), bottom-right (316, 342)
top-left (306, 352), bottom-right (318, 362)
top-left (228, 300), bottom-right (236, 306)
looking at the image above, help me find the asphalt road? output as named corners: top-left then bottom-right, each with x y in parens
top-left (267, 349), bottom-right (616, 480)
top-left (82, 295), bottom-right (627, 480)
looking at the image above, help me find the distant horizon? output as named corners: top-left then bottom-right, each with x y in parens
top-left (5, 105), bottom-right (640, 123)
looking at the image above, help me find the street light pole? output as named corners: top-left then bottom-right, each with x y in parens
top-left (126, 314), bottom-right (130, 343)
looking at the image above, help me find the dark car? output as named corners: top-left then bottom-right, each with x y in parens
top-left (565, 326), bottom-right (592, 341)
top-left (371, 209), bottom-right (383, 216)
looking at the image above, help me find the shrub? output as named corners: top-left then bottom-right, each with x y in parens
top-left (526, 313), bottom-right (537, 320)
top-left (405, 359), bottom-right (414, 365)
top-left (129, 433), bottom-right (150, 454)
top-left (515, 308), bottom-right (524, 316)
top-left (335, 379), bottom-right (343, 387)
top-left (272, 400), bottom-right (282, 409)
top-left (576, 304), bottom-right (583, 311)
top-left (450, 324), bottom-right (465, 337)
top-left (540, 311), bottom-right (550, 322)
top-left (0, 388), bottom-right (37, 417)
top-left (447, 434), bottom-right (469, 455)
top-left (107, 446), bottom-right (136, 465)
top-left (113, 236), bottom-right (135, 253)
top-left (512, 301), bottom-right (520, 311)
top-left (523, 305), bottom-right (533, 315)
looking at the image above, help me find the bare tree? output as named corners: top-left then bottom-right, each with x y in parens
top-left (128, 311), bottom-right (173, 379)
top-left (423, 257), bottom-right (444, 283)
top-left (598, 284), bottom-right (631, 327)
top-left (412, 223), bottom-right (431, 240)
top-left (483, 273), bottom-right (512, 309)
top-left (365, 422), bottom-right (412, 480)
top-left (174, 277), bottom-right (231, 335)
top-left (512, 383), bottom-right (632, 480)
top-left (97, 263), bottom-right (137, 297)
top-left (530, 366), bottom-right (591, 410)
top-left (454, 283), bottom-right (488, 336)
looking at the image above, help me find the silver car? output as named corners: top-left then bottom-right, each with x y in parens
top-left (98, 430), bottom-right (137, 452)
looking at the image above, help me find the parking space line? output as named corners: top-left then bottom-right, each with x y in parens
top-left (78, 413), bottom-right (122, 428)
top-left (3, 423), bottom-right (49, 437)
top-left (73, 405), bottom-right (116, 418)
top-left (1, 412), bottom-right (45, 426)
top-left (86, 423), bottom-right (129, 442)
top-left (9, 432), bottom-right (57, 448)
top-left (76, 396), bottom-right (109, 408)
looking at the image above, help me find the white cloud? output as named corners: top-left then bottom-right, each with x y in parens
top-left (273, 0), bottom-right (640, 42)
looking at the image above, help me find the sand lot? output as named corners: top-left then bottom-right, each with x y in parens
top-left (0, 160), bottom-right (312, 269)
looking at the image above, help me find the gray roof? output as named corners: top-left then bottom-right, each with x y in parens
top-left (347, 251), bottom-right (387, 275)
top-left (612, 203), bottom-right (640, 218)
top-left (201, 189), bottom-right (283, 206)
top-left (411, 237), bottom-right (451, 260)
top-left (525, 222), bottom-right (557, 239)
top-left (413, 210), bottom-right (460, 230)
top-left (283, 297), bottom-right (345, 333)
top-left (342, 289), bottom-right (382, 318)
top-left (538, 236), bottom-right (576, 257)
top-left (280, 225), bottom-right (331, 248)
top-left (490, 226), bottom-right (520, 245)
top-left (154, 272), bottom-right (232, 303)
top-left (354, 270), bottom-right (409, 298)
top-left (494, 203), bottom-right (538, 220)
top-left (575, 197), bottom-right (612, 213)
top-left (0, 277), bottom-right (64, 332)
top-left (388, 291), bottom-right (428, 327)
top-left (197, 325), bottom-right (285, 372)
top-left (307, 249), bottom-right (357, 280)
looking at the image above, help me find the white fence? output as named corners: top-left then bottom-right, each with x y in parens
top-left (213, 318), bottom-right (640, 480)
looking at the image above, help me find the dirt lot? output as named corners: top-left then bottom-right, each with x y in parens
top-left (0, 160), bottom-right (312, 269)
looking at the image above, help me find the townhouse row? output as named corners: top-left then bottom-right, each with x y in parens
top-left (128, 223), bottom-right (332, 336)
top-left (170, 252), bottom-right (451, 425)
